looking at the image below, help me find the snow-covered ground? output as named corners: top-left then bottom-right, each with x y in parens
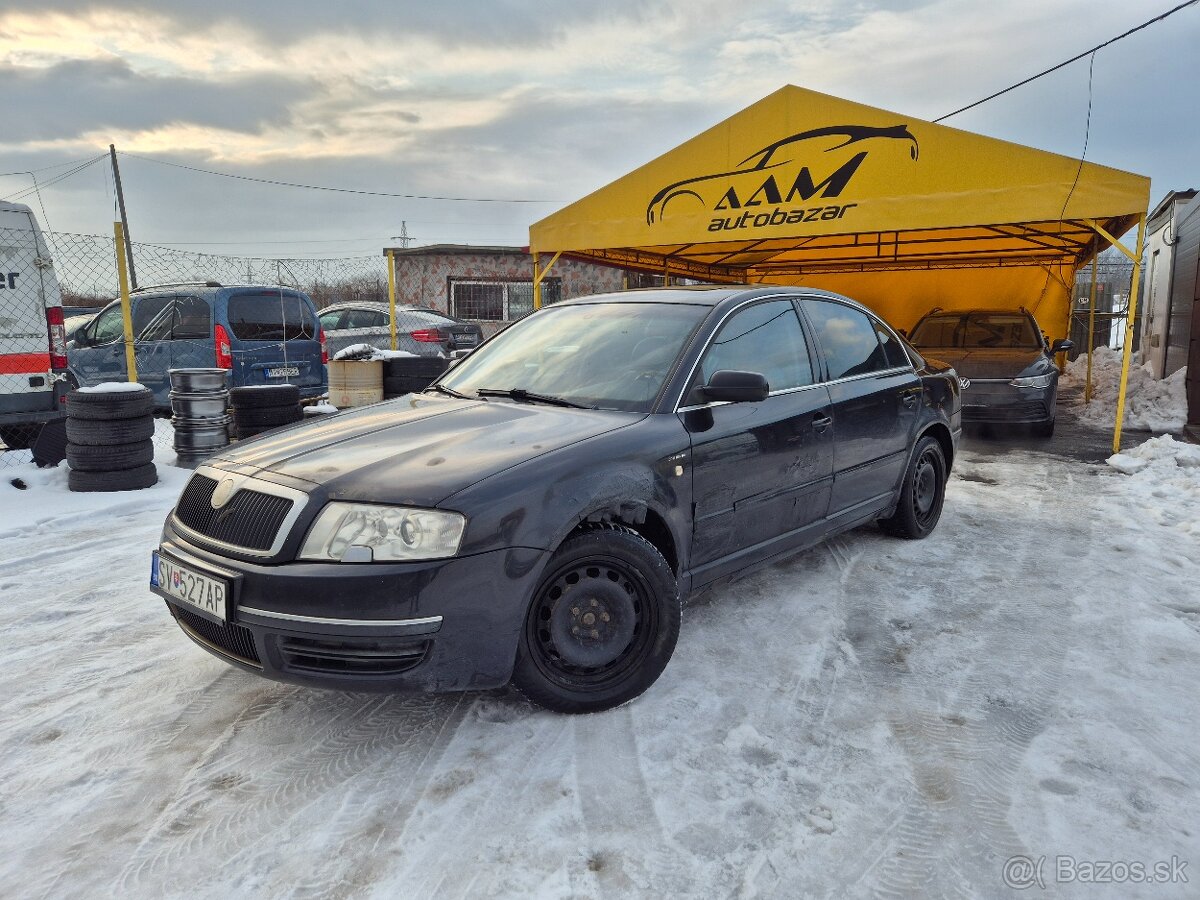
top-left (1, 409), bottom-right (1197, 898)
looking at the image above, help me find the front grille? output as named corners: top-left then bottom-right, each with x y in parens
top-left (169, 602), bottom-right (262, 666)
top-left (277, 635), bottom-right (430, 677)
top-left (174, 473), bottom-right (293, 552)
top-left (962, 400), bottom-right (1048, 422)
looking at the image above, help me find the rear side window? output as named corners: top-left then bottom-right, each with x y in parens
top-left (803, 299), bottom-right (889, 380)
top-left (700, 300), bottom-right (813, 392)
top-left (343, 307), bottom-right (388, 329)
top-left (226, 293), bottom-right (316, 341)
top-left (874, 321), bottom-right (910, 369)
top-left (173, 296), bottom-right (211, 340)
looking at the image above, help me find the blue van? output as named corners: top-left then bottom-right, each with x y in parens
top-left (67, 283), bottom-right (328, 405)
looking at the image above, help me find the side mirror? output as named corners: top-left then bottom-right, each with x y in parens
top-left (1049, 339), bottom-right (1073, 354)
top-left (72, 326), bottom-right (89, 347)
top-left (702, 370), bottom-right (769, 403)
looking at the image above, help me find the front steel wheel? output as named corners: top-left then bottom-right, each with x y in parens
top-left (512, 526), bottom-right (680, 714)
top-left (879, 435), bottom-right (947, 539)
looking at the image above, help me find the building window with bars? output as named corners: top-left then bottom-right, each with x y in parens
top-left (448, 277), bottom-right (561, 321)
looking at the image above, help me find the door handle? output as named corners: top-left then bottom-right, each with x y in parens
top-left (812, 413), bottom-right (833, 432)
top-left (900, 389), bottom-right (920, 407)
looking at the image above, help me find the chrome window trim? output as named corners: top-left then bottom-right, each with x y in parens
top-left (170, 464), bottom-right (311, 558)
top-left (238, 608), bottom-right (444, 630)
top-left (671, 293), bottom-right (817, 413)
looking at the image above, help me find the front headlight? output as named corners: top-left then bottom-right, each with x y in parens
top-left (1010, 373), bottom-right (1053, 388)
top-left (298, 503), bottom-right (466, 562)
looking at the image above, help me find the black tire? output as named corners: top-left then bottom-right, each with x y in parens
top-left (384, 357), bottom-right (448, 379)
top-left (68, 462), bottom-right (157, 493)
top-left (66, 415), bottom-right (155, 447)
top-left (1032, 417), bottom-right (1055, 438)
top-left (511, 526), bottom-right (680, 714)
top-left (879, 435), bottom-right (947, 540)
top-left (229, 385), bottom-right (300, 409)
top-left (232, 406), bottom-right (302, 429)
top-left (66, 439), bottom-right (155, 472)
top-left (0, 425), bottom-right (38, 451)
top-left (66, 387), bottom-right (154, 420)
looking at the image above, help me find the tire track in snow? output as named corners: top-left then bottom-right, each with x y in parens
top-left (574, 705), bottom-right (693, 897)
top-left (115, 691), bottom-right (469, 897)
top-left (845, 456), bottom-right (1078, 898)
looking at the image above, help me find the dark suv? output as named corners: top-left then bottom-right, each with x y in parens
top-left (152, 287), bottom-right (961, 713)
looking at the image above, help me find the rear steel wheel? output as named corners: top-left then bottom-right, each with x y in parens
top-left (879, 435), bottom-right (946, 539)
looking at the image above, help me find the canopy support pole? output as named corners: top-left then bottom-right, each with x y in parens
top-left (1086, 215), bottom-right (1146, 453)
top-left (533, 250), bottom-right (563, 311)
top-left (1085, 244), bottom-right (1099, 403)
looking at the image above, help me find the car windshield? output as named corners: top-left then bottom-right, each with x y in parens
top-left (909, 313), bottom-right (1041, 350)
top-left (439, 302), bottom-right (708, 412)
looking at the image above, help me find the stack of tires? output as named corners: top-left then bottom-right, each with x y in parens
top-left (383, 357), bottom-right (449, 400)
top-left (65, 386), bottom-right (158, 492)
top-left (230, 385), bottom-right (303, 440)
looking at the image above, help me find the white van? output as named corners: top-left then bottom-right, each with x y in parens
top-left (0, 200), bottom-right (68, 450)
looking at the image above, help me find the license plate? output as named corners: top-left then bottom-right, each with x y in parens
top-left (266, 366), bottom-right (300, 378)
top-left (151, 550), bottom-right (228, 622)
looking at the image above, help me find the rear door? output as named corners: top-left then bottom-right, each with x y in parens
top-left (223, 290), bottom-right (324, 391)
top-left (801, 298), bottom-right (920, 520)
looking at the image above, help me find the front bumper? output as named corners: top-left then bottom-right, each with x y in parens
top-left (959, 380), bottom-right (1056, 425)
top-left (156, 519), bottom-right (547, 693)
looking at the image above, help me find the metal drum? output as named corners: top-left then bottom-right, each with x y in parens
top-left (170, 368), bottom-right (230, 464)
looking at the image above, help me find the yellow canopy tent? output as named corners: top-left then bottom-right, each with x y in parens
top-left (529, 86), bottom-right (1151, 450)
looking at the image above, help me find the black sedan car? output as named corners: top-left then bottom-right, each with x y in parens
top-left (152, 287), bottom-right (961, 713)
top-left (907, 308), bottom-right (1072, 437)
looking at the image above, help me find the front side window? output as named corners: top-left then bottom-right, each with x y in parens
top-left (803, 299), bottom-right (889, 380)
top-left (699, 300), bottom-right (813, 392)
top-left (440, 301), bottom-right (707, 412)
top-left (89, 304), bottom-right (125, 345)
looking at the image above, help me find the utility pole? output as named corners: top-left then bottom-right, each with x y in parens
top-left (109, 144), bottom-right (137, 290)
top-left (391, 221), bottom-right (412, 249)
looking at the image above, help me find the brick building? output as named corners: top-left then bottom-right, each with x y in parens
top-left (383, 245), bottom-right (636, 335)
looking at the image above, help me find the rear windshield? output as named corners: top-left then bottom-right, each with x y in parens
top-left (226, 292), bottom-right (317, 341)
top-left (909, 313), bottom-right (1041, 350)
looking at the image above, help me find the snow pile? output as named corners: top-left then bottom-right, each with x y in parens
top-left (1064, 347), bottom-right (1187, 432)
top-left (1104, 435), bottom-right (1200, 536)
top-left (303, 402), bottom-right (339, 416)
top-left (2, 457), bottom-right (190, 527)
top-left (332, 343), bottom-right (418, 361)
top-left (77, 381), bottom-right (150, 394)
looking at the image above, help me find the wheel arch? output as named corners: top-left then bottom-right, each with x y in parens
top-left (560, 502), bottom-right (680, 575)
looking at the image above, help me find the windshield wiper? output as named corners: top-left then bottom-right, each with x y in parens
top-left (423, 383), bottom-right (473, 400)
top-left (475, 388), bottom-right (593, 409)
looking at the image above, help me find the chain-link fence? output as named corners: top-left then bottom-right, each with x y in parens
top-left (2, 225), bottom-right (467, 468)
top-left (1068, 253), bottom-right (1139, 361)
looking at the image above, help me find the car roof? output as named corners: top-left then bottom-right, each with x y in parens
top-left (320, 301), bottom-right (448, 313)
top-left (557, 284), bottom-right (879, 315)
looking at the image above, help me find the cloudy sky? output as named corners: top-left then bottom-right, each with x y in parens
top-left (1, 0), bottom-right (1197, 258)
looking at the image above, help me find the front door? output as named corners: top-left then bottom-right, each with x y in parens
top-left (684, 299), bottom-right (835, 586)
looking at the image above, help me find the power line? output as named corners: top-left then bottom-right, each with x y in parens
top-left (0, 154), bottom-right (110, 179)
top-left (119, 151), bottom-right (562, 204)
top-left (935, 0), bottom-right (1200, 122)
top-left (6, 155), bottom-right (107, 203)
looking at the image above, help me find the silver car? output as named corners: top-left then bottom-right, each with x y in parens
top-left (318, 302), bottom-right (483, 358)
top-left (907, 308), bottom-right (1072, 437)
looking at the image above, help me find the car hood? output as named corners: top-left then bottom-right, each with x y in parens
top-left (208, 394), bottom-right (641, 507)
top-left (917, 348), bottom-right (1050, 379)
